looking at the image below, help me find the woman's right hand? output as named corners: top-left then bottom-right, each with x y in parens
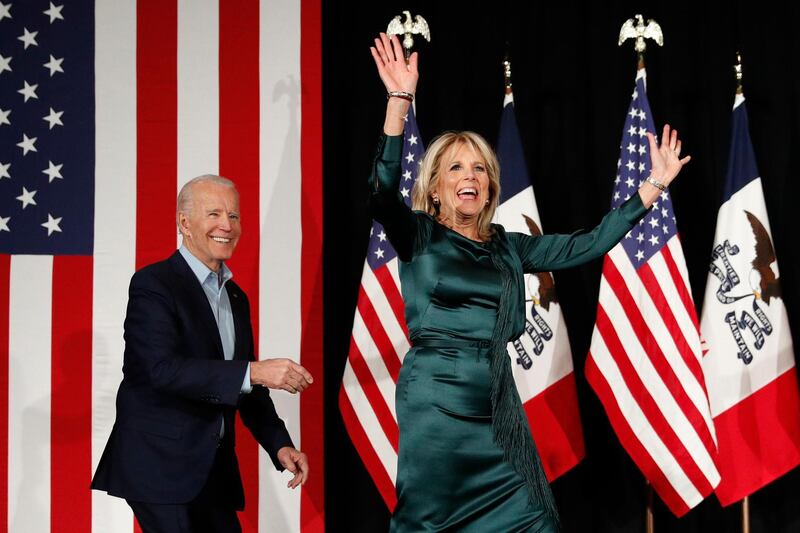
top-left (370, 33), bottom-right (418, 95)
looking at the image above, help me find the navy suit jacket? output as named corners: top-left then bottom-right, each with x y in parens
top-left (91, 251), bottom-right (293, 507)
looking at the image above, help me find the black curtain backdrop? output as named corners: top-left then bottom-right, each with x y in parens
top-left (323, 1), bottom-right (800, 531)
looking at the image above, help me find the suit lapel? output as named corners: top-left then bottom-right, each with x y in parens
top-left (226, 281), bottom-right (249, 362)
top-left (168, 251), bottom-right (225, 359)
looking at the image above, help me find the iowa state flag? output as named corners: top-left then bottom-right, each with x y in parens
top-left (700, 91), bottom-right (800, 505)
top-left (493, 89), bottom-right (585, 480)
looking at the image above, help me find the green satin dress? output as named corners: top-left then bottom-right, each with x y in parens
top-left (370, 135), bottom-right (648, 532)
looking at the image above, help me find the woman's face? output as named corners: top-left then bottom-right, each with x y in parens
top-left (432, 142), bottom-right (490, 222)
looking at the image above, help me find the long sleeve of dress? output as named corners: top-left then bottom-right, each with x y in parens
top-left (508, 195), bottom-right (649, 273)
top-left (368, 134), bottom-right (425, 261)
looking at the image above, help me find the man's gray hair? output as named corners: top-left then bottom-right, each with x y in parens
top-left (176, 174), bottom-right (237, 215)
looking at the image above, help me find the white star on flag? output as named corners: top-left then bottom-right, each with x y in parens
top-left (408, 134), bottom-right (417, 145)
top-left (17, 133), bottom-right (37, 155)
top-left (405, 152), bottom-right (414, 163)
top-left (43, 2), bottom-right (64, 23)
top-left (0, 216), bottom-right (9, 232)
top-left (0, 162), bottom-right (10, 179)
top-left (374, 248), bottom-right (384, 259)
top-left (41, 213), bottom-right (63, 235)
top-left (0, 107), bottom-right (10, 126)
top-left (43, 55), bottom-right (64, 76)
top-left (648, 234), bottom-right (659, 246)
top-left (377, 230), bottom-right (386, 242)
top-left (18, 27), bottom-right (39, 49)
top-left (43, 161), bottom-right (63, 182)
top-left (17, 187), bottom-right (38, 209)
top-left (18, 80), bottom-right (39, 102)
top-left (400, 187), bottom-right (409, 198)
top-left (0, 54), bottom-right (11, 74)
top-left (43, 107), bottom-right (63, 129)
top-left (0, 2), bottom-right (11, 21)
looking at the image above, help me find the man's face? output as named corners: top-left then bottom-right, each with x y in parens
top-left (179, 181), bottom-right (241, 272)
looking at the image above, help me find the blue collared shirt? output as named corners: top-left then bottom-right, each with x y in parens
top-left (179, 245), bottom-right (252, 394)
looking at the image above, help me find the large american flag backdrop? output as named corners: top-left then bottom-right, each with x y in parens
top-left (338, 108), bottom-right (423, 510)
top-left (0, 1), bottom-right (323, 532)
top-left (585, 68), bottom-right (720, 516)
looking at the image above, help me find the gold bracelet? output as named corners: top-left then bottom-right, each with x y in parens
top-left (387, 91), bottom-right (414, 102)
top-left (646, 175), bottom-right (667, 192)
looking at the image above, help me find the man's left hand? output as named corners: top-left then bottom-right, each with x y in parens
top-left (277, 447), bottom-right (309, 489)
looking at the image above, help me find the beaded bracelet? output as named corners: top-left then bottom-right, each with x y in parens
top-left (387, 91), bottom-right (414, 102)
top-left (646, 175), bottom-right (667, 192)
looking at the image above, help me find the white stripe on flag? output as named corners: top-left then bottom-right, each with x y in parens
top-left (591, 322), bottom-right (704, 506)
top-left (361, 263), bottom-right (409, 356)
top-left (599, 272), bottom-right (718, 482)
top-left (351, 311), bottom-right (400, 419)
top-left (93, 0), bottom-right (137, 529)
top-left (341, 365), bottom-right (398, 481)
top-left (259, 0), bottom-right (302, 530)
top-left (9, 257), bottom-right (53, 532)
top-left (177, 0), bottom-right (220, 193)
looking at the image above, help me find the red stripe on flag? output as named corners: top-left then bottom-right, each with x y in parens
top-left (605, 259), bottom-right (717, 459)
top-left (219, 1), bottom-right (260, 530)
top-left (338, 389), bottom-right (398, 511)
top-left (638, 261), bottom-right (706, 389)
top-left (51, 256), bottom-right (93, 531)
top-left (523, 372), bottom-right (585, 481)
top-left (136, 4), bottom-right (177, 530)
top-left (585, 354), bottom-right (690, 517)
top-left (661, 245), bottom-right (702, 333)
top-left (300, 0), bottom-right (325, 526)
top-left (714, 368), bottom-right (800, 505)
top-left (347, 337), bottom-right (399, 451)
top-left (136, 0), bottom-right (178, 270)
top-left (594, 304), bottom-right (713, 499)
top-left (356, 289), bottom-right (401, 382)
top-left (0, 256), bottom-right (9, 530)
top-left (373, 265), bottom-right (408, 339)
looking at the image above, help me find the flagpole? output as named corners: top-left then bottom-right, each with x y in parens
top-left (646, 482), bottom-right (655, 533)
top-left (617, 16), bottom-right (664, 533)
top-left (732, 51), bottom-right (752, 533)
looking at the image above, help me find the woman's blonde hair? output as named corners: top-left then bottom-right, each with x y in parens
top-left (411, 131), bottom-right (501, 241)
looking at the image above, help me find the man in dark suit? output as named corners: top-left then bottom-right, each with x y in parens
top-left (92, 175), bottom-right (312, 532)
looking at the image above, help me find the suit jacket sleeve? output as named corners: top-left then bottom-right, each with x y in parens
top-left (507, 195), bottom-right (649, 273)
top-left (123, 268), bottom-right (249, 407)
top-left (231, 289), bottom-right (295, 471)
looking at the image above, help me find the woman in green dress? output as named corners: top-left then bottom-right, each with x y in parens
top-left (369, 33), bottom-right (691, 532)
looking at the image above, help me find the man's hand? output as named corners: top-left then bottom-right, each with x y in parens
top-left (277, 446), bottom-right (309, 489)
top-left (250, 358), bottom-right (313, 393)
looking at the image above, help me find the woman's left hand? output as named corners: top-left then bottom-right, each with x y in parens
top-left (646, 124), bottom-right (691, 187)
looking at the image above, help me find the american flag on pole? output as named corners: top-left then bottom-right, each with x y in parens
top-left (493, 90), bottom-right (585, 479)
top-left (700, 91), bottom-right (800, 505)
top-left (585, 68), bottom-right (720, 516)
top-left (339, 107), bottom-right (424, 510)
top-left (0, 1), bottom-right (324, 532)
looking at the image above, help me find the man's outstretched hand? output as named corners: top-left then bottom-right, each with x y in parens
top-left (250, 358), bottom-right (313, 393)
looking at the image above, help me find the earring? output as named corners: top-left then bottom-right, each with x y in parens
top-left (432, 195), bottom-right (440, 206)
top-left (485, 199), bottom-right (489, 205)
